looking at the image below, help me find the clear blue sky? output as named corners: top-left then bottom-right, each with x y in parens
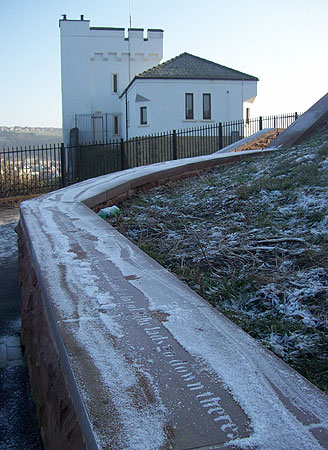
top-left (1, 0), bottom-right (327, 127)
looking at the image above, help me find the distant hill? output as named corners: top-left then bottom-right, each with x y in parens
top-left (0, 126), bottom-right (63, 148)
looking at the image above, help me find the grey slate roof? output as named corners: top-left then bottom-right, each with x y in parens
top-left (137, 52), bottom-right (258, 81)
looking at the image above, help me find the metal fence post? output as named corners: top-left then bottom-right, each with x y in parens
top-left (120, 138), bottom-right (125, 170)
top-left (219, 123), bottom-right (223, 149)
top-left (60, 143), bottom-right (66, 188)
top-left (259, 116), bottom-right (263, 131)
top-left (172, 130), bottom-right (177, 160)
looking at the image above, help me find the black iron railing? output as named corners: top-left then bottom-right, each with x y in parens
top-left (0, 112), bottom-right (299, 198)
top-left (0, 144), bottom-right (63, 197)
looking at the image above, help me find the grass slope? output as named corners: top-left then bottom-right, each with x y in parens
top-left (111, 121), bottom-right (328, 393)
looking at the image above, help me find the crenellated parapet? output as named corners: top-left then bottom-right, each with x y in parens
top-left (60, 16), bottom-right (164, 143)
top-left (59, 17), bottom-right (163, 60)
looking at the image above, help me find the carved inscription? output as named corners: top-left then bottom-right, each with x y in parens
top-left (121, 295), bottom-right (240, 440)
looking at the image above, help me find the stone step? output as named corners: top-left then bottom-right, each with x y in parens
top-left (230, 129), bottom-right (284, 153)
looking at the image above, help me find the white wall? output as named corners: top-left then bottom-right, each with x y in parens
top-left (121, 78), bottom-right (257, 138)
top-left (60, 18), bottom-right (163, 143)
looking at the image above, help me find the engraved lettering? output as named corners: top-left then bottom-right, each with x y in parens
top-left (208, 407), bottom-right (226, 416)
top-left (221, 422), bottom-right (238, 432)
top-left (112, 288), bottom-right (241, 440)
top-left (149, 335), bottom-right (169, 342)
top-left (187, 382), bottom-right (205, 391)
top-left (181, 373), bottom-right (196, 381)
top-left (196, 391), bottom-right (214, 399)
top-left (200, 397), bottom-right (221, 407)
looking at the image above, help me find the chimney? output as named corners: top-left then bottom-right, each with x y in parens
top-left (80, 15), bottom-right (84, 21)
top-left (62, 14), bottom-right (67, 20)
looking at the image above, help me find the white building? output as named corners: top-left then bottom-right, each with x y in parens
top-left (121, 53), bottom-right (258, 139)
top-left (59, 15), bottom-right (163, 143)
top-left (60, 16), bottom-right (258, 143)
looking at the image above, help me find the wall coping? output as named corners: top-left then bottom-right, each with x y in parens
top-left (19, 150), bottom-right (328, 450)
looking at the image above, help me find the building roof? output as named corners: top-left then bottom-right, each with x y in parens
top-left (137, 52), bottom-right (258, 81)
top-left (120, 52), bottom-right (258, 98)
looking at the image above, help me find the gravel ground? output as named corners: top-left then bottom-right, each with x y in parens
top-left (0, 207), bottom-right (43, 450)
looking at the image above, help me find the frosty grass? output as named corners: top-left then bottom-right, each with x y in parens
top-left (112, 121), bottom-right (328, 393)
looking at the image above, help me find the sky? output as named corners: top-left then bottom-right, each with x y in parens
top-left (0, 0), bottom-right (327, 128)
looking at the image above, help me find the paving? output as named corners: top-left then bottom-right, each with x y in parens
top-left (0, 208), bottom-right (43, 450)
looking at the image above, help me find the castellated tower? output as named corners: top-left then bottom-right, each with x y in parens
top-left (59, 15), bottom-right (163, 143)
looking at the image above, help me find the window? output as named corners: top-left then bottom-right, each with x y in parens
top-left (140, 106), bottom-right (147, 125)
top-left (113, 115), bottom-right (119, 135)
top-left (112, 74), bottom-right (118, 93)
top-left (246, 107), bottom-right (250, 123)
top-left (203, 93), bottom-right (211, 120)
top-left (185, 93), bottom-right (194, 119)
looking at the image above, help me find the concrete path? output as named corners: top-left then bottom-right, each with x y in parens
top-left (0, 208), bottom-right (43, 450)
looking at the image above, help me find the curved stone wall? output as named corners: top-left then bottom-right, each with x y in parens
top-left (18, 150), bottom-right (328, 450)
